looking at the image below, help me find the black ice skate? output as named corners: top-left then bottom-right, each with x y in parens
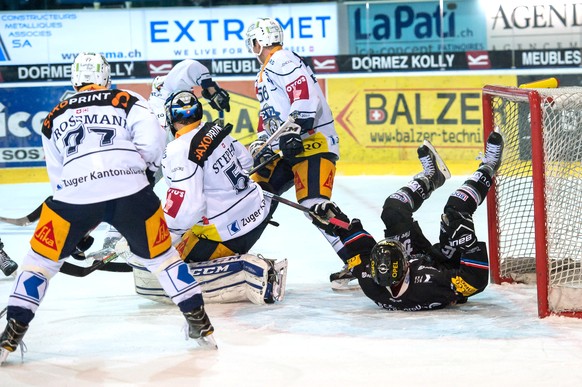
top-left (0, 240), bottom-right (18, 277)
top-left (0, 317), bottom-right (28, 365)
top-left (478, 131), bottom-right (504, 177)
top-left (416, 140), bottom-right (451, 191)
top-left (183, 305), bottom-right (217, 349)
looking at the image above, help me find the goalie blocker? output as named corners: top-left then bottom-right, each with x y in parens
top-left (131, 254), bottom-right (288, 305)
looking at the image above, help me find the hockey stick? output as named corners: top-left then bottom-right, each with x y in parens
top-left (59, 249), bottom-right (120, 277)
top-left (59, 247), bottom-right (133, 277)
top-left (262, 191), bottom-right (350, 230)
top-left (247, 152), bottom-right (281, 176)
top-left (0, 197), bottom-right (48, 226)
top-left (250, 115), bottom-right (300, 157)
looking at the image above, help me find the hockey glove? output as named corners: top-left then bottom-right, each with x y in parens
top-left (249, 136), bottom-right (276, 178)
top-left (309, 202), bottom-right (349, 236)
top-left (201, 86), bottom-right (230, 112)
top-left (279, 132), bottom-right (304, 158)
top-left (71, 235), bottom-right (95, 260)
top-left (440, 208), bottom-right (477, 252)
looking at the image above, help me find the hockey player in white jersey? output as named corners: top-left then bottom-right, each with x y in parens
top-left (149, 59), bottom-right (230, 130)
top-left (0, 53), bottom-right (216, 364)
top-left (245, 18), bottom-right (351, 281)
top-left (131, 90), bottom-right (286, 305)
top-left (102, 59), bottom-right (231, 249)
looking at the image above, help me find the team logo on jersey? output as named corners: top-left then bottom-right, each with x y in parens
top-left (286, 75), bottom-right (309, 102)
top-left (294, 171), bottom-right (306, 191)
top-left (33, 221), bottom-right (58, 251)
top-left (323, 170), bottom-right (334, 190)
top-left (153, 217), bottom-right (171, 247)
top-left (164, 188), bottom-right (186, 218)
top-left (228, 220), bottom-right (241, 236)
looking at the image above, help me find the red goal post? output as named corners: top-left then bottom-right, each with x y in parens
top-left (482, 85), bottom-right (582, 318)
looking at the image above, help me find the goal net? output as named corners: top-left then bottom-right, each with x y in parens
top-left (482, 85), bottom-right (582, 318)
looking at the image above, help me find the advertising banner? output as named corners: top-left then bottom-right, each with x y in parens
top-left (485, 0), bottom-right (582, 51)
top-left (347, 0), bottom-right (487, 54)
top-left (0, 3), bottom-right (338, 65)
top-left (327, 74), bottom-right (516, 169)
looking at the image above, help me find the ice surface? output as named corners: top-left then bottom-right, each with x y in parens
top-left (2, 176), bottom-right (582, 386)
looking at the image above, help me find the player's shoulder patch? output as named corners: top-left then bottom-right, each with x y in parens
top-left (188, 122), bottom-right (233, 166)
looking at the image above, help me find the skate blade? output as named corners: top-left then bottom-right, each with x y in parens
top-left (331, 278), bottom-right (361, 292)
top-left (195, 334), bottom-right (218, 350)
top-left (272, 259), bottom-right (288, 302)
top-left (0, 348), bottom-right (10, 365)
top-left (422, 140), bottom-right (451, 179)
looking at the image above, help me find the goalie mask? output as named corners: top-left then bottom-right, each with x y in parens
top-left (71, 52), bottom-right (111, 89)
top-left (245, 18), bottom-right (284, 57)
top-left (370, 239), bottom-right (409, 287)
top-left (164, 91), bottom-right (203, 135)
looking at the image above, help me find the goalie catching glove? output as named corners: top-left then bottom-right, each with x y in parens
top-left (201, 81), bottom-right (230, 112)
top-left (309, 202), bottom-right (350, 236)
top-left (440, 208), bottom-right (477, 252)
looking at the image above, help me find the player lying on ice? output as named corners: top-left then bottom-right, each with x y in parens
top-left (308, 132), bottom-right (504, 310)
top-left (130, 90), bottom-right (287, 306)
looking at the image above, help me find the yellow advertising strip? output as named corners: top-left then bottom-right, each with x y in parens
top-left (0, 167), bottom-right (49, 184)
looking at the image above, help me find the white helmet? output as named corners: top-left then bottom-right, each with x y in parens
top-left (245, 18), bottom-right (284, 54)
top-left (71, 52), bottom-right (111, 89)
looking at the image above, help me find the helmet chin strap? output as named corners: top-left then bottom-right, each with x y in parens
top-left (254, 45), bottom-right (265, 64)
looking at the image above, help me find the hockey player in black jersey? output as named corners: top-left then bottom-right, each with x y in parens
top-left (309, 131), bottom-right (504, 311)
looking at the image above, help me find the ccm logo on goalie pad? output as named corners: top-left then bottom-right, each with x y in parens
top-left (164, 188), bottom-right (186, 218)
top-left (286, 75), bottom-right (309, 102)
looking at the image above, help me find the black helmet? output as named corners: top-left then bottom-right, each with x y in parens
top-left (370, 239), bottom-right (409, 287)
top-left (164, 90), bottom-right (203, 134)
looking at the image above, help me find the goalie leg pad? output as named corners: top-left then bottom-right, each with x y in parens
top-left (131, 249), bottom-right (202, 307)
top-left (132, 254), bottom-right (287, 305)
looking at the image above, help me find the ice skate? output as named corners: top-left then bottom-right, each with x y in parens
top-left (183, 305), bottom-right (217, 350)
top-left (264, 258), bottom-right (288, 303)
top-left (0, 240), bottom-right (18, 277)
top-left (0, 318), bottom-right (28, 365)
top-left (478, 131), bottom-right (504, 176)
top-left (416, 140), bottom-right (451, 191)
top-left (330, 265), bottom-right (360, 291)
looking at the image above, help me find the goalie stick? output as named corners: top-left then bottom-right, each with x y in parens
top-left (262, 191), bottom-right (350, 230)
top-left (0, 198), bottom-right (47, 226)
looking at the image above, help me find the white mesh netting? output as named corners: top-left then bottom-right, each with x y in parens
top-left (489, 87), bottom-right (582, 313)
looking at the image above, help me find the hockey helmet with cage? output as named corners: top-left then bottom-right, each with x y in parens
top-left (164, 91), bottom-right (203, 134)
top-left (245, 18), bottom-right (284, 54)
top-left (370, 239), bottom-right (409, 287)
top-left (71, 52), bottom-right (111, 89)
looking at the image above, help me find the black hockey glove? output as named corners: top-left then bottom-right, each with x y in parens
top-left (201, 86), bottom-right (230, 112)
top-left (309, 202), bottom-right (349, 236)
top-left (279, 132), bottom-right (304, 158)
top-left (71, 235), bottom-right (95, 260)
top-left (440, 208), bottom-right (477, 252)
